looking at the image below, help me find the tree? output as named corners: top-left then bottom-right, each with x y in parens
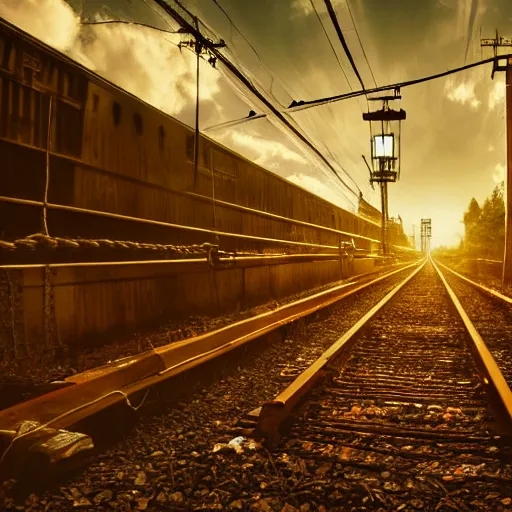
top-left (463, 197), bottom-right (481, 255)
top-left (461, 183), bottom-right (505, 260)
top-left (477, 183), bottom-right (505, 260)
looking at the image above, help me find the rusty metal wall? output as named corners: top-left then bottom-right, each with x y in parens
top-left (0, 21), bottom-right (403, 357)
top-left (0, 257), bottom-right (380, 356)
top-left (0, 19), bottom-right (381, 255)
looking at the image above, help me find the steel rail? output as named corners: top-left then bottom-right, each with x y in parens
top-left (0, 260), bottom-right (420, 441)
top-left (432, 258), bottom-right (512, 427)
top-left (0, 195), bottom-right (342, 251)
top-left (254, 259), bottom-right (512, 441)
top-left (435, 259), bottom-right (512, 305)
top-left (254, 259), bottom-right (426, 439)
top-left (0, 253), bottom-right (344, 277)
top-left (0, 194), bottom-right (418, 254)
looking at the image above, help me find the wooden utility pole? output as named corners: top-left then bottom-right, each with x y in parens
top-left (481, 33), bottom-right (512, 285)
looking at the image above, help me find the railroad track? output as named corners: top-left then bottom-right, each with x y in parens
top-left (249, 260), bottom-right (512, 510)
top-left (435, 260), bottom-right (512, 388)
top-left (0, 260), bottom-right (421, 484)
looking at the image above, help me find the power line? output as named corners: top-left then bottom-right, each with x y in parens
top-left (211, 0), bottom-right (359, 193)
top-left (345, 0), bottom-right (377, 88)
top-left (286, 54), bottom-right (510, 113)
top-left (309, 0), bottom-right (352, 91)
top-left (204, 54), bottom-right (509, 131)
top-left (323, 0), bottom-right (365, 90)
top-left (81, 19), bottom-right (181, 36)
top-left (151, 0), bottom-right (360, 200)
top-left (209, 0), bottom-right (295, 105)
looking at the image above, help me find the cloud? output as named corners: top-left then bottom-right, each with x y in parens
top-left (488, 81), bottom-right (506, 111)
top-left (77, 23), bottom-right (221, 117)
top-left (216, 130), bottom-right (307, 169)
top-left (444, 78), bottom-right (481, 109)
top-left (493, 162), bottom-right (505, 183)
top-left (0, 0), bottom-right (222, 118)
top-left (0, 0), bottom-right (79, 51)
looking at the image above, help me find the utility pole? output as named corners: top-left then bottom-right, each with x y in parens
top-left (179, 26), bottom-right (225, 187)
top-left (481, 32), bottom-right (512, 285)
top-left (362, 89), bottom-right (406, 257)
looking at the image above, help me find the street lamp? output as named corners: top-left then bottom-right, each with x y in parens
top-left (362, 89), bottom-right (406, 256)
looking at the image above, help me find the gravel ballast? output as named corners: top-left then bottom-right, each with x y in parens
top-left (2, 266), bottom-right (419, 511)
top-left (0, 265), bottom-right (406, 410)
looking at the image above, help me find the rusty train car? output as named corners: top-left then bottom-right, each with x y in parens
top-left (0, 18), bottom-right (420, 352)
top-left (0, 17), bottom-right (389, 260)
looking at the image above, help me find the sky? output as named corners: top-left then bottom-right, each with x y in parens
top-left (1, 0), bottom-right (511, 249)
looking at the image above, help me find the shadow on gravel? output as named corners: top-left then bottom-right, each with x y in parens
top-left (4, 326), bottom-right (293, 503)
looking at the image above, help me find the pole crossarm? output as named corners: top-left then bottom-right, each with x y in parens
top-left (480, 32), bottom-right (512, 78)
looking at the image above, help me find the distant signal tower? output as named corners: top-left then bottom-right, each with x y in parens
top-left (420, 219), bottom-right (432, 254)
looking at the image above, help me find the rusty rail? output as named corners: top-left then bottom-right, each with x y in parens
top-left (432, 258), bottom-right (512, 426)
top-left (254, 260), bottom-right (426, 440)
top-left (0, 260), bottom-right (420, 444)
top-left (253, 259), bottom-right (512, 442)
top-left (435, 259), bottom-right (512, 305)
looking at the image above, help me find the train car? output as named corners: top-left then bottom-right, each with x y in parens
top-left (0, 17), bottom-right (384, 260)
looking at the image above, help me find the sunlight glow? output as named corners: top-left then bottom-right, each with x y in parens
top-left (444, 79), bottom-right (480, 109)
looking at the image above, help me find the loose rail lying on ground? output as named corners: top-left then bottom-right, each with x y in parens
top-left (0, 260), bottom-right (421, 479)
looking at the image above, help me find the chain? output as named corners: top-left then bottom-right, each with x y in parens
top-left (8, 269), bottom-right (29, 359)
top-left (44, 265), bottom-right (62, 351)
top-left (0, 269), bottom-right (30, 360)
top-left (0, 270), bottom-right (14, 360)
top-left (0, 233), bottom-right (231, 257)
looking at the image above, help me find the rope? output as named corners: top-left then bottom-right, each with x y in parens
top-left (42, 96), bottom-right (53, 236)
top-left (0, 388), bottom-right (151, 472)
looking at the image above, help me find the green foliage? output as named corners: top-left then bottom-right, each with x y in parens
top-left (431, 245), bottom-right (461, 260)
top-left (462, 182), bottom-right (504, 261)
top-left (388, 219), bottom-right (411, 248)
top-left (386, 215), bottom-right (412, 248)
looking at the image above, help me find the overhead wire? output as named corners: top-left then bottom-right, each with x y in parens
top-left (323, 0), bottom-right (365, 91)
top-left (344, 0), bottom-right (378, 190)
top-left (309, 0), bottom-right (352, 91)
top-left (209, 0), bottom-right (295, 105)
top-left (345, 0), bottom-right (377, 88)
top-left (80, 19), bottom-right (181, 35)
top-left (307, 0), bottom-right (363, 194)
top-left (151, 0), bottom-right (361, 201)
top-left (285, 54), bottom-right (507, 112)
top-left (209, 0), bottom-right (360, 196)
top-left (204, 54), bottom-right (510, 130)
top-left (80, 19), bottom-right (184, 50)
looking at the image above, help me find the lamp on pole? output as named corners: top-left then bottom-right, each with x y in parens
top-left (362, 89), bottom-right (406, 257)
